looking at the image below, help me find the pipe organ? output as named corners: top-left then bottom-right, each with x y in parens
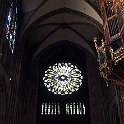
top-left (94, 0), bottom-right (124, 86)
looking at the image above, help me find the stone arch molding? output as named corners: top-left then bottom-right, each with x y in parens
top-left (21, 9), bottom-right (102, 61)
top-left (32, 26), bottom-right (96, 60)
top-left (21, 0), bottom-right (103, 61)
top-left (22, 0), bottom-right (102, 35)
top-left (27, 10), bottom-right (102, 45)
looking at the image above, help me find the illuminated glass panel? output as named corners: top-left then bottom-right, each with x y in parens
top-left (73, 102), bottom-right (76, 114)
top-left (6, 2), bottom-right (17, 53)
top-left (41, 103), bottom-right (60, 115)
top-left (70, 103), bottom-right (73, 115)
top-left (66, 102), bottom-right (85, 115)
top-left (43, 63), bottom-right (83, 95)
top-left (48, 103), bottom-right (50, 114)
top-left (41, 102), bottom-right (85, 115)
top-left (83, 103), bottom-right (86, 115)
top-left (58, 103), bottom-right (60, 114)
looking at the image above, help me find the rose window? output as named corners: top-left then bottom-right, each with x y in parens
top-left (43, 63), bottom-right (83, 95)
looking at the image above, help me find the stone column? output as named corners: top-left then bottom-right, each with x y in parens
top-left (86, 51), bottom-right (105, 124)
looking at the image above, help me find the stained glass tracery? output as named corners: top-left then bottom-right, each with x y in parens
top-left (43, 63), bottom-right (83, 95)
top-left (6, 2), bottom-right (17, 53)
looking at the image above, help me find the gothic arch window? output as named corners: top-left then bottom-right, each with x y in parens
top-left (37, 44), bottom-right (90, 124)
top-left (0, 0), bottom-right (21, 76)
top-left (41, 62), bottom-right (86, 116)
top-left (5, 1), bottom-right (17, 53)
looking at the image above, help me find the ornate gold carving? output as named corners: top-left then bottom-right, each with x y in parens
top-left (93, 37), bottom-right (124, 84)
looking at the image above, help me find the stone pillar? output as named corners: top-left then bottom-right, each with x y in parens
top-left (16, 57), bottom-right (40, 124)
top-left (0, 63), bottom-right (10, 124)
top-left (115, 86), bottom-right (124, 124)
top-left (86, 51), bottom-right (105, 124)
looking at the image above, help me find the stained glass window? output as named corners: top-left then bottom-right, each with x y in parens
top-left (5, 2), bottom-right (17, 53)
top-left (41, 102), bottom-right (85, 115)
top-left (66, 102), bottom-right (85, 115)
top-left (43, 63), bottom-right (83, 95)
top-left (41, 103), bottom-right (60, 115)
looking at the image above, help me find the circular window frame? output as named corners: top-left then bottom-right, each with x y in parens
top-left (43, 62), bottom-right (83, 95)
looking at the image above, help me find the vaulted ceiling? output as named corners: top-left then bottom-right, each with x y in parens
top-left (22, 0), bottom-right (100, 13)
top-left (21, 0), bottom-right (103, 60)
